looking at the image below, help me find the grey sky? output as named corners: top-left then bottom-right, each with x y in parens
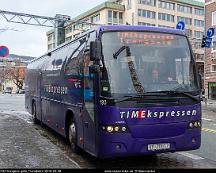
top-left (0, 0), bottom-right (204, 57)
top-left (0, 0), bottom-right (105, 57)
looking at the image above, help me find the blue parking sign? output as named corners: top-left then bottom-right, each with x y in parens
top-left (176, 21), bottom-right (185, 31)
top-left (205, 37), bottom-right (212, 48)
top-left (207, 28), bottom-right (215, 38)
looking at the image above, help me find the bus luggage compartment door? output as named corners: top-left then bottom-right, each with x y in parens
top-left (82, 67), bottom-right (96, 154)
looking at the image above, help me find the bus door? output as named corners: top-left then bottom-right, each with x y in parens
top-left (36, 70), bottom-right (42, 121)
top-left (82, 53), bottom-right (96, 154)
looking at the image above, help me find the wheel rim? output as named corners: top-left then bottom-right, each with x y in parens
top-left (69, 122), bottom-right (76, 145)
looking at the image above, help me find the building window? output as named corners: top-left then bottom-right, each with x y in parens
top-left (113, 11), bottom-right (118, 23)
top-left (208, 82), bottom-right (216, 100)
top-left (48, 44), bottom-right (53, 50)
top-left (212, 11), bottom-right (216, 26)
top-left (127, 0), bottom-right (132, 9)
top-left (138, 9), bottom-right (142, 16)
top-left (65, 36), bottom-right (72, 42)
top-left (91, 14), bottom-right (100, 23)
top-left (195, 53), bottom-right (204, 62)
top-left (65, 26), bottom-right (72, 34)
top-left (185, 29), bottom-right (192, 37)
top-left (113, 12), bottom-right (117, 18)
top-left (195, 8), bottom-right (204, 16)
top-left (108, 10), bottom-right (112, 23)
top-left (119, 12), bottom-right (123, 19)
top-left (211, 65), bottom-right (216, 72)
top-left (48, 35), bottom-right (52, 42)
top-left (212, 36), bottom-right (216, 52)
top-left (194, 41), bottom-right (202, 49)
top-left (194, 19), bottom-right (204, 27)
top-left (177, 16), bottom-right (192, 25)
top-left (138, 9), bottom-right (155, 19)
top-left (194, 31), bottom-right (204, 39)
top-left (119, 12), bottom-right (123, 24)
top-left (138, 22), bottom-right (155, 26)
top-left (158, 1), bottom-right (175, 10)
top-left (177, 4), bottom-right (192, 14)
top-left (158, 13), bottom-right (174, 22)
top-left (138, 0), bottom-right (156, 6)
top-left (158, 25), bottom-right (174, 29)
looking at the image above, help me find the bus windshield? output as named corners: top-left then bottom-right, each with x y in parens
top-left (101, 31), bottom-right (198, 96)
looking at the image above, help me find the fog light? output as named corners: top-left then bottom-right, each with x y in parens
top-left (107, 126), bottom-right (114, 133)
top-left (189, 123), bottom-right (193, 128)
top-left (192, 138), bottom-right (196, 143)
top-left (194, 122), bottom-right (198, 127)
top-left (116, 144), bottom-right (121, 150)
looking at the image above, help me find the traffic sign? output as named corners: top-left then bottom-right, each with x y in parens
top-left (207, 28), bottom-right (215, 38)
top-left (205, 37), bottom-right (212, 48)
top-left (176, 21), bottom-right (185, 31)
top-left (0, 46), bottom-right (9, 57)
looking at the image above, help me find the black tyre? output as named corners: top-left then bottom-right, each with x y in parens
top-left (68, 117), bottom-right (82, 154)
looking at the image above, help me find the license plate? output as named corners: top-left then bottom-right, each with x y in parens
top-left (148, 143), bottom-right (170, 151)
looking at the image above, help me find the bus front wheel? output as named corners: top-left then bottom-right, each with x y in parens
top-left (68, 118), bottom-right (82, 154)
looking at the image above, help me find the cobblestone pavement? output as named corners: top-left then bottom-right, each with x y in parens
top-left (0, 113), bottom-right (80, 169)
top-left (33, 112), bottom-right (216, 169)
top-left (1, 94), bottom-right (216, 169)
top-left (202, 101), bottom-right (216, 122)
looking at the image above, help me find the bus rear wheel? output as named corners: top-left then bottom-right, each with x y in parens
top-left (68, 118), bottom-right (82, 154)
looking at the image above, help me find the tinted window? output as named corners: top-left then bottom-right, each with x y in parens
top-left (65, 38), bottom-right (86, 75)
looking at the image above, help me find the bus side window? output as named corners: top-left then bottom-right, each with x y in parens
top-left (65, 38), bottom-right (86, 75)
top-left (42, 55), bottom-right (54, 72)
top-left (52, 49), bottom-right (67, 73)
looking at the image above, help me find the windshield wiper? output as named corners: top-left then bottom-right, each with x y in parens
top-left (146, 91), bottom-right (201, 102)
top-left (114, 90), bottom-right (201, 103)
top-left (113, 46), bottom-right (129, 59)
top-left (113, 45), bottom-right (145, 94)
top-left (114, 93), bottom-right (163, 103)
top-left (100, 95), bottom-right (143, 103)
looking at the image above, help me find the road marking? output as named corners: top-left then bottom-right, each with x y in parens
top-left (64, 155), bottom-right (81, 168)
top-left (202, 128), bottom-right (216, 134)
top-left (178, 152), bottom-right (204, 160)
top-left (202, 118), bottom-right (212, 122)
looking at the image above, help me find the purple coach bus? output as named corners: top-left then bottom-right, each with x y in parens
top-left (25, 25), bottom-right (202, 158)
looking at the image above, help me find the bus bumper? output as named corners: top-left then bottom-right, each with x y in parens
top-left (97, 129), bottom-right (201, 158)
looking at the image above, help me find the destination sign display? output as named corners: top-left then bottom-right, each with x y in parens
top-left (117, 32), bottom-right (175, 45)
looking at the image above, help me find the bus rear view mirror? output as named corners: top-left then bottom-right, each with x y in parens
top-left (90, 40), bottom-right (101, 62)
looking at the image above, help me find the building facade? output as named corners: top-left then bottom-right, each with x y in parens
top-left (0, 54), bottom-right (35, 93)
top-left (205, 0), bottom-right (216, 100)
top-left (46, 0), bottom-right (205, 88)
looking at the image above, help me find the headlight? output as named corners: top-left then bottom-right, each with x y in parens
top-left (107, 126), bottom-right (114, 132)
top-left (189, 122), bottom-right (194, 128)
top-left (122, 126), bottom-right (127, 132)
top-left (189, 120), bottom-right (201, 129)
top-left (114, 126), bottom-right (120, 132)
top-left (101, 124), bottom-right (128, 133)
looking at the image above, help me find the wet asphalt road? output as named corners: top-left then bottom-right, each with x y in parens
top-left (0, 93), bottom-right (216, 169)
